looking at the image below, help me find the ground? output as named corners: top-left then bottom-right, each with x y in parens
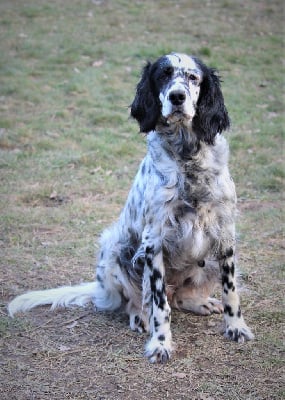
top-left (0, 1), bottom-right (284, 399)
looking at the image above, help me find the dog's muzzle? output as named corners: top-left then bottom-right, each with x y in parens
top-left (166, 89), bottom-right (192, 123)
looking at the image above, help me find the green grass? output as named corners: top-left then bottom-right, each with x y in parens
top-left (0, 1), bottom-right (284, 399)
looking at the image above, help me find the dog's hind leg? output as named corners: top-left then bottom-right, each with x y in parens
top-left (94, 227), bottom-right (127, 312)
top-left (169, 261), bottom-right (223, 315)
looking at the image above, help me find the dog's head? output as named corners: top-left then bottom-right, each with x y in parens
top-left (130, 53), bottom-right (230, 144)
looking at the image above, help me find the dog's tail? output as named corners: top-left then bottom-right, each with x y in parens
top-left (8, 281), bottom-right (122, 317)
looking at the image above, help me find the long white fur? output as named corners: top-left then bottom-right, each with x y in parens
top-left (8, 281), bottom-right (121, 317)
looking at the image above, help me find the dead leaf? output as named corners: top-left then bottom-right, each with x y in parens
top-left (66, 321), bottom-right (78, 329)
top-left (172, 372), bottom-right (187, 379)
top-left (58, 345), bottom-right (71, 352)
top-left (49, 191), bottom-right (57, 199)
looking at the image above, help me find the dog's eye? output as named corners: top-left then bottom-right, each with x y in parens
top-left (188, 73), bottom-right (199, 82)
top-left (162, 66), bottom-right (174, 77)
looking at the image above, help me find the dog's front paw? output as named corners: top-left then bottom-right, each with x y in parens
top-left (145, 336), bottom-right (173, 363)
top-left (225, 320), bottom-right (254, 343)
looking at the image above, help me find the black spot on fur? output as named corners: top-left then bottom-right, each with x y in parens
top-left (222, 275), bottom-right (234, 291)
top-left (154, 294), bottom-right (165, 309)
top-left (96, 273), bottom-right (103, 282)
top-left (225, 247), bottom-right (234, 257)
top-left (150, 269), bottom-right (165, 310)
top-left (223, 262), bottom-right (234, 275)
top-left (237, 306), bottom-right (242, 318)
top-left (152, 269), bottom-right (162, 281)
top-left (146, 256), bottom-right (153, 268)
top-left (154, 317), bottom-right (160, 332)
top-left (96, 273), bottom-right (105, 289)
top-left (227, 328), bottom-right (240, 342)
top-left (158, 334), bottom-right (165, 342)
top-left (146, 245), bottom-right (154, 254)
top-left (224, 304), bottom-right (234, 317)
top-left (227, 329), bottom-right (233, 338)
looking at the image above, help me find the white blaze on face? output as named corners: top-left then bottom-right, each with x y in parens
top-left (166, 53), bottom-right (198, 70)
top-left (159, 53), bottom-right (202, 122)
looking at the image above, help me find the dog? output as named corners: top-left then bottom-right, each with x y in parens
top-left (8, 53), bottom-right (254, 363)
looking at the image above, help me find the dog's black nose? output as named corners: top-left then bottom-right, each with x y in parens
top-left (169, 90), bottom-right (186, 106)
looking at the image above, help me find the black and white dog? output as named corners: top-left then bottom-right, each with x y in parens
top-left (8, 53), bottom-right (254, 363)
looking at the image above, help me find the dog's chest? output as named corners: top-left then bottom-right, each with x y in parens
top-left (161, 150), bottom-right (236, 264)
top-left (176, 168), bottom-right (223, 230)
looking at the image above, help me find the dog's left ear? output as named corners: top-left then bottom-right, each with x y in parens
top-left (192, 62), bottom-right (230, 144)
top-left (130, 62), bottom-right (161, 133)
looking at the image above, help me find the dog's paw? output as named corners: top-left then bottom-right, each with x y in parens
top-left (200, 297), bottom-right (224, 315)
top-left (175, 296), bottom-right (223, 316)
top-left (224, 320), bottom-right (254, 343)
top-left (145, 336), bottom-right (173, 363)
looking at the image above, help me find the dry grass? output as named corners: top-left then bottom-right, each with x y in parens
top-left (0, 0), bottom-right (284, 399)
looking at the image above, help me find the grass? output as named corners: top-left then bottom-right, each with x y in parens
top-left (0, 0), bottom-right (284, 399)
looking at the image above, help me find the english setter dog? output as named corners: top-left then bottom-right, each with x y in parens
top-left (8, 53), bottom-right (254, 363)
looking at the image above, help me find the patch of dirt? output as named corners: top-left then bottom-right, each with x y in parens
top-left (1, 286), bottom-right (283, 400)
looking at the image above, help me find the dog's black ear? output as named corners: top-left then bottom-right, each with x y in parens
top-left (192, 62), bottom-right (230, 144)
top-left (130, 62), bottom-right (161, 133)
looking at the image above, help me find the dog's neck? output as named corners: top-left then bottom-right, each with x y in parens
top-left (155, 120), bottom-right (202, 161)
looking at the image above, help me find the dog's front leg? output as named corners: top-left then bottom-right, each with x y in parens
top-left (143, 243), bottom-right (173, 363)
top-left (219, 236), bottom-right (254, 343)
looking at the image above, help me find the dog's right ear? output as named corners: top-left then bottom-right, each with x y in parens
top-left (130, 62), bottom-right (161, 133)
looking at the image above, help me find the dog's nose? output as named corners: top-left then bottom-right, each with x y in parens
top-left (169, 90), bottom-right (186, 106)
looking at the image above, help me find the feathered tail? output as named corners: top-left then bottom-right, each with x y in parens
top-left (8, 281), bottom-right (122, 317)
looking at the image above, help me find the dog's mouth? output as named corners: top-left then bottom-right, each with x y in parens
top-left (165, 110), bottom-right (192, 124)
